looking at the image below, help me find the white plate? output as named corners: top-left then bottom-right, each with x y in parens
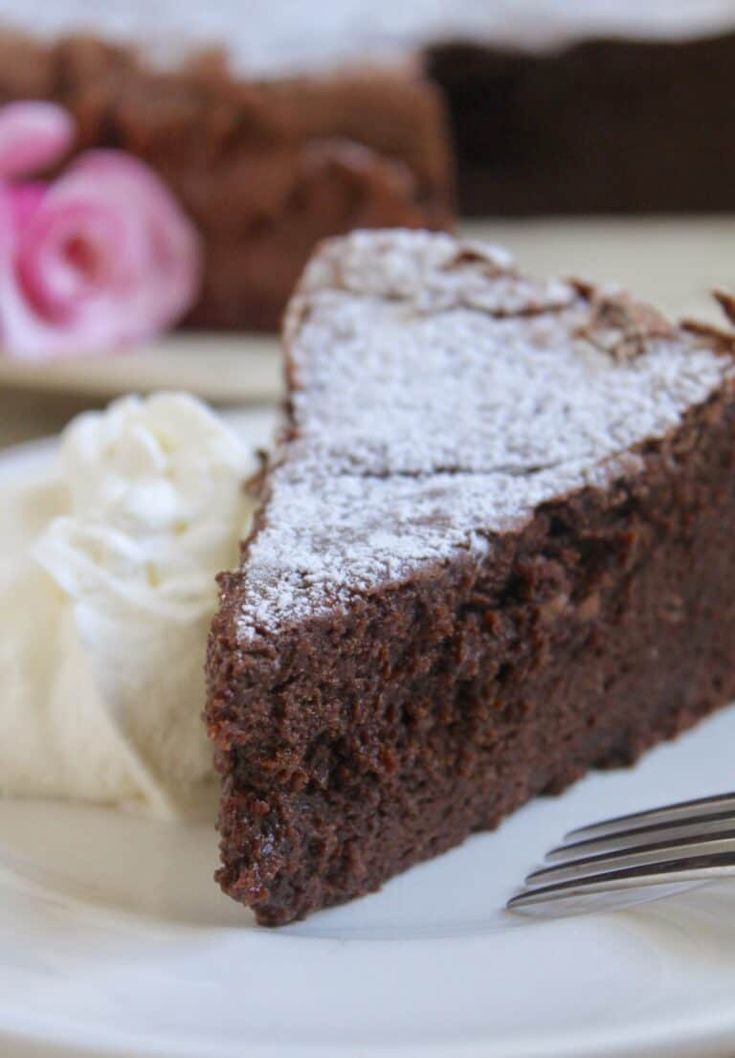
top-left (2, 412), bottom-right (735, 1058)
top-left (0, 217), bottom-right (732, 405)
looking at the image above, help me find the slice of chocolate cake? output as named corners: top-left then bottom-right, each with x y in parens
top-left (206, 230), bottom-right (735, 925)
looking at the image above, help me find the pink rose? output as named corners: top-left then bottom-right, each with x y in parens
top-left (0, 101), bottom-right (74, 179)
top-left (0, 102), bottom-right (202, 359)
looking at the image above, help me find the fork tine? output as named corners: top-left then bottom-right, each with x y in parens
top-left (566, 791), bottom-right (735, 841)
top-left (547, 814), bottom-right (735, 863)
top-left (526, 830), bottom-right (735, 886)
top-left (508, 851), bottom-right (735, 912)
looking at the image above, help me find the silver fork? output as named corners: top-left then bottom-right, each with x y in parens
top-left (508, 792), bottom-right (735, 915)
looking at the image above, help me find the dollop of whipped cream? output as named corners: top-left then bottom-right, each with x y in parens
top-left (0, 393), bottom-right (254, 819)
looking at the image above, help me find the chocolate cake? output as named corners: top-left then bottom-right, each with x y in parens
top-left (426, 31), bottom-right (735, 215)
top-left (0, 29), bottom-right (453, 330)
top-left (206, 229), bottom-right (735, 925)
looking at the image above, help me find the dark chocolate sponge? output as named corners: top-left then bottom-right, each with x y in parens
top-left (207, 230), bottom-right (735, 924)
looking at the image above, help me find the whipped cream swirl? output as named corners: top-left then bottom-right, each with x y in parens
top-left (0, 393), bottom-right (255, 819)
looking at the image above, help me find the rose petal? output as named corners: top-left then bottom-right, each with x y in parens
top-left (53, 151), bottom-right (202, 332)
top-left (0, 102), bottom-right (75, 179)
top-left (0, 149), bottom-right (202, 359)
top-left (18, 199), bottom-right (129, 320)
top-left (0, 184), bottom-right (73, 359)
top-left (7, 181), bottom-right (47, 230)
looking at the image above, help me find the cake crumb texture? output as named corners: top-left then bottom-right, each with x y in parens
top-left (207, 230), bottom-right (735, 924)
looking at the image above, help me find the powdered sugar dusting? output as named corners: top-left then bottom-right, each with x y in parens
top-left (296, 229), bottom-right (569, 318)
top-left (236, 230), bottom-right (734, 637)
top-left (240, 456), bottom-right (634, 635)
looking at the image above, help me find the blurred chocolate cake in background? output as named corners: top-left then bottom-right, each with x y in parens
top-left (2, 1), bottom-right (733, 330)
top-left (0, 19), bottom-right (453, 331)
top-left (426, 31), bottom-right (735, 215)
